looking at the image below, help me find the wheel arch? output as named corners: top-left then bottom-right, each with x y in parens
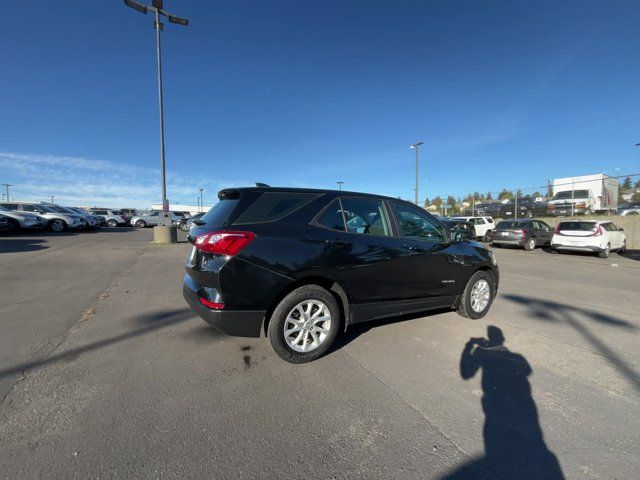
top-left (262, 276), bottom-right (350, 337)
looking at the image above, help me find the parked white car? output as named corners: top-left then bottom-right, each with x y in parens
top-left (130, 211), bottom-right (185, 228)
top-left (451, 216), bottom-right (495, 242)
top-left (551, 220), bottom-right (626, 258)
top-left (618, 202), bottom-right (640, 216)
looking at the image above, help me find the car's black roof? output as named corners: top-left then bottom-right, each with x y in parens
top-left (219, 186), bottom-right (418, 206)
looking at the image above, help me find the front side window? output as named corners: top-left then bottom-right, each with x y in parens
top-left (317, 199), bottom-right (346, 231)
top-left (340, 197), bottom-right (390, 237)
top-left (393, 203), bottom-right (446, 242)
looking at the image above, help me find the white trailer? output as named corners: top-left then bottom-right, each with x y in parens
top-left (549, 174), bottom-right (618, 216)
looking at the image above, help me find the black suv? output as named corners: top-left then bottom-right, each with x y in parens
top-left (183, 187), bottom-right (499, 363)
top-left (499, 198), bottom-right (549, 218)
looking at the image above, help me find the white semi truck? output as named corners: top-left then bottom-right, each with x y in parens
top-left (549, 174), bottom-right (618, 216)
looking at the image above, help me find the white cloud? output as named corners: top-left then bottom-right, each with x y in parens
top-left (0, 151), bottom-right (248, 208)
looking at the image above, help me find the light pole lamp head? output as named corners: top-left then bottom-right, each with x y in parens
top-left (124, 0), bottom-right (148, 14)
top-left (410, 142), bottom-right (424, 149)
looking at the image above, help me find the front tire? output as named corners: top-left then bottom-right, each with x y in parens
top-left (267, 285), bottom-right (340, 363)
top-left (135, 220), bottom-right (147, 228)
top-left (107, 219), bottom-right (118, 228)
top-left (49, 219), bottom-right (66, 232)
top-left (483, 230), bottom-right (492, 243)
top-left (619, 240), bottom-right (626, 254)
top-left (457, 270), bottom-right (495, 320)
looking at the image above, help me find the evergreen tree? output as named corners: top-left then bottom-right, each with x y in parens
top-left (486, 192), bottom-right (493, 200)
top-left (498, 189), bottom-right (513, 200)
top-left (622, 176), bottom-right (632, 190)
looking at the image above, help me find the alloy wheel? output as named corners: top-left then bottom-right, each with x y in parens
top-left (51, 220), bottom-right (65, 232)
top-left (284, 300), bottom-right (332, 353)
top-left (470, 279), bottom-right (491, 313)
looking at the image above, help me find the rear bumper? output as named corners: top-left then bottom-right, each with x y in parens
top-left (492, 239), bottom-right (524, 247)
top-left (551, 243), bottom-right (603, 253)
top-left (182, 275), bottom-right (265, 337)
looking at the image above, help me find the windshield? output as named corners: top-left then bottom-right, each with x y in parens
top-left (38, 205), bottom-right (57, 213)
top-left (553, 190), bottom-right (589, 200)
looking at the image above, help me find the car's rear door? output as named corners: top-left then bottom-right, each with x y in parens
top-left (390, 202), bottom-right (462, 311)
top-left (533, 220), bottom-right (553, 245)
top-left (309, 196), bottom-right (410, 323)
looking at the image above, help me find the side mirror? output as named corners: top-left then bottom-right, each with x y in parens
top-left (618, 227), bottom-right (624, 232)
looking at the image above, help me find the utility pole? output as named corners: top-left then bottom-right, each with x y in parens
top-left (410, 142), bottom-right (424, 205)
top-left (1, 184), bottom-right (12, 201)
top-left (337, 181), bottom-right (344, 191)
top-left (124, 0), bottom-right (188, 238)
top-left (198, 188), bottom-right (205, 212)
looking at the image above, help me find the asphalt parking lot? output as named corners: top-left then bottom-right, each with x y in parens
top-left (1, 229), bottom-right (638, 479)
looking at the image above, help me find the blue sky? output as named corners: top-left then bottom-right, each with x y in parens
top-left (1, 0), bottom-right (639, 207)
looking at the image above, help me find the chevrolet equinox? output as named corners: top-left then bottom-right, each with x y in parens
top-left (183, 187), bottom-right (499, 363)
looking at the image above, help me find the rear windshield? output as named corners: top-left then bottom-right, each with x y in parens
top-left (558, 221), bottom-right (596, 231)
top-left (497, 221), bottom-right (525, 229)
top-left (201, 199), bottom-right (240, 226)
top-left (553, 190), bottom-right (589, 200)
top-left (233, 192), bottom-right (320, 225)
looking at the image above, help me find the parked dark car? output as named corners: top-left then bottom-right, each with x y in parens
top-left (440, 219), bottom-right (476, 241)
top-left (499, 198), bottom-right (549, 218)
top-left (179, 212), bottom-right (205, 232)
top-left (491, 219), bottom-right (553, 250)
top-left (183, 186), bottom-right (500, 363)
top-left (483, 202), bottom-right (504, 217)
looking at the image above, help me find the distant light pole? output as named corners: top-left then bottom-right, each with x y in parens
top-left (410, 142), bottom-right (424, 205)
top-left (124, 0), bottom-right (188, 228)
top-left (50, 195), bottom-right (55, 204)
top-left (337, 181), bottom-right (344, 191)
top-left (198, 188), bottom-right (205, 212)
top-left (1, 184), bottom-right (12, 201)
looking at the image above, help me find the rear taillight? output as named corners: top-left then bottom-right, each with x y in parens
top-left (591, 226), bottom-right (604, 237)
top-left (554, 225), bottom-right (563, 235)
top-left (520, 229), bottom-right (527, 240)
top-left (199, 298), bottom-right (225, 309)
top-left (120, 215), bottom-right (126, 220)
top-left (194, 230), bottom-right (256, 256)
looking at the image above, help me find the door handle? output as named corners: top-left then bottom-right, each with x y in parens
top-left (325, 239), bottom-right (349, 246)
top-left (406, 244), bottom-right (424, 252)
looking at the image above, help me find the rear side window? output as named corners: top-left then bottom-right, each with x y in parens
top-left (233, 192), bottom-right (320, 225)
top-left (202, 199), bottom-right (239, 226)
top-left (558, 222), bottom-right (596, 231)
top-left (341, 197), bottom-right (391, 237)
top-left (317, 199), bottom-right (346, 231)
top-left (1, 203), bottom-right (19, 211)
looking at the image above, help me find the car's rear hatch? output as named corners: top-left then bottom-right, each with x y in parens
top-left (494, 221), bottom-right (526, 240)
top-left (555, 221), bottom-right (599, 237)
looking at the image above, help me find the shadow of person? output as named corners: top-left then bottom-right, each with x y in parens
top-left (441, 326), bottom-right (564, 480)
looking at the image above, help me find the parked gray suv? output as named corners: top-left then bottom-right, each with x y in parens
top-left (0, 202), bottom-right (85, 232)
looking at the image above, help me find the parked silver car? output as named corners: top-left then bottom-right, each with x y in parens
top-left (0, 205), bottom-right (46, 230)
top-left (88, 208), bottom-right (128, 227)
top-left (130, 211), bottom-right (185, 228)
top-left (0, 202), bottom-right (84, 232)
top-left (618, 202), bottom-right (640, 216)
top-left (67, 207), bottom-right (105, 228)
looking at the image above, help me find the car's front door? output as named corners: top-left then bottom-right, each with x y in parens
top-left (309, 197), bottom-right (410, 323)
top-left (390, 202), bottom-right (463, 312)
top-left (532, 220), bottom-right (553, 245)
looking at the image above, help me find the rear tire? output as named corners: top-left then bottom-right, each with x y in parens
top-left (457, 270), bottom-right (495, 320)
top-left (524, 238), bottom-right (536, 251)
top-left (598, 244), bottom-right (610, 258)
top-left (483, 230), bottom-right (492, 243)
top-left (267, 285), bottom-right (340, 363)
top-left (107, 219), bottom-right (118, 228)
top-left (135, 220), bottom-right (147, 228)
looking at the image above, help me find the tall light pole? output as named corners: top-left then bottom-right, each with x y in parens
top-left (1, 184), bottom-right (12, 201)
top-left (410, 142), bottom-right (424, 205)
top-left (50, 195), bottom-right (55, 204)
top-left (337, 181), bottom-right (344, 191)
top-left (124, 0), bottom-right (188, 229)
top-left (198, 188), bottom-right (205, 212)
